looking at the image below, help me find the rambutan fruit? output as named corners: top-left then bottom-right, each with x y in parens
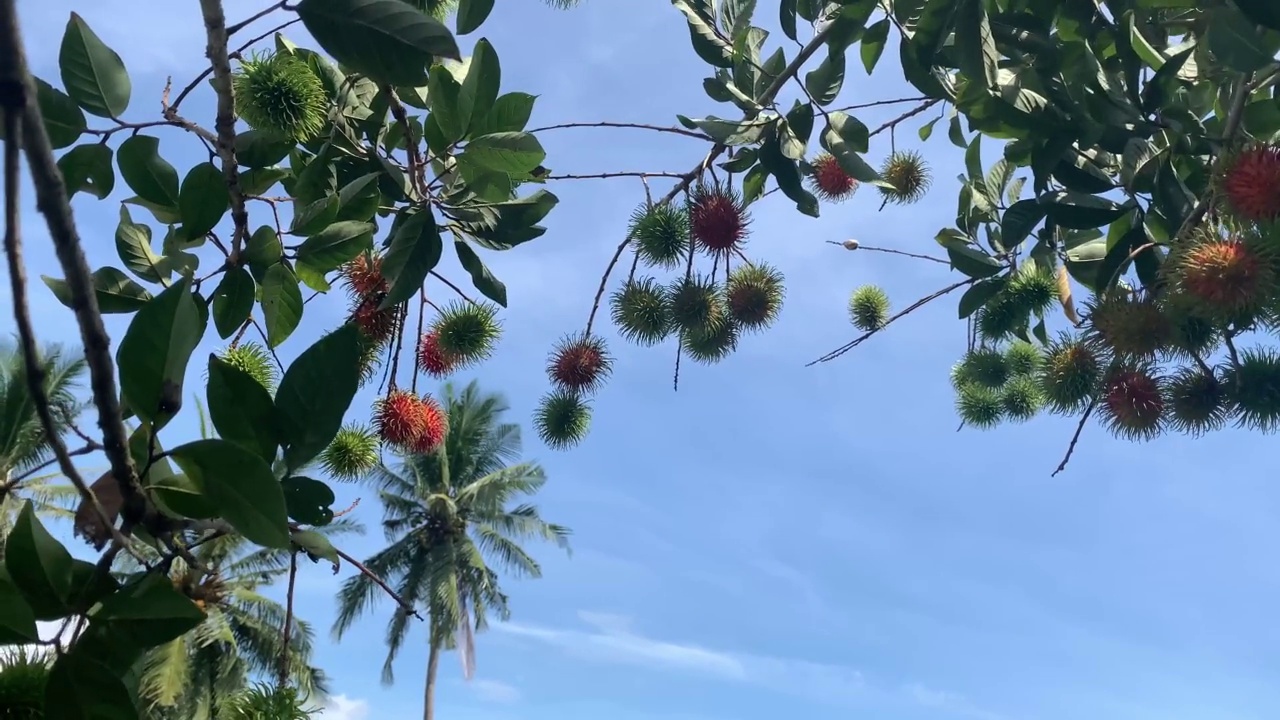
top-left (318, 424), bottom-right (380, 481)
top-left (356, 334), bottom-right (383, 387)
top-left (807, 153), bottom-right (858, 203)
top-left (1099, 366), bottom-right (1165, 441)
top-left (1004, 341), bottom-right (1042, 376)
top-left (1162, 300), bottom-right (1218, 360)
top-left (232, 51), bottom-right (328, 143)
top-left (1218, 143), bottom-right (1280, 223)
top-left (373, 390), bottom-right (427, 449)
top-left (687, 182), bottom-right (750, 256)
top-left (408, 395), bottom-right (448, 454)
top-left (1166, 366), bottom-right (1228, 436)
top-left (952, 348), bottom-right (1009, 389)
top-left (0, 648), bottom-right (51, 716)
top-left (430, 301), bottom-right (501, 367)
top-left (339, 252), bottom-right (386, 298)
top-left (610, 278), bottom-right (672, 346)
top-left (1004, 268), bottom-right (1058, 314)
top-left (725, 262), bottom-right (785, 331)
top-left (1168, 229), bottom-right (1275, 316)
top-left (1038, 335), bottom-right (1100, 413)
top-left (1000, 376), bottom-right (1044, 421)
top-left (848, 285), bottom-right (890, 332)
top-left (955, 383), bottom-right (1003, 429)
top-left (1085, 293), bottom-right (1171, 359)
top-left (350, 294), bottom-right (397, 345)
top-left (1223, 347), bottom-right (1280, 432)
top-left (533, 390), bottom-right (592, 450)
top-left (216, 342), bottom-right (277, 393)
top-left (416, 331), bottom-right (457, 378)
top-left (877, 150), bottom-right (931, 206)
top-left (975, 272), bottom-right (1054, 342)
top-left (630, 203), bottom-right (690, 270)
top-left (681, 315), bottom-right (739, 364)
top-left (547, 333), bottom-right (612, 393)
top-left (668, 274), bottom-right (722, 332)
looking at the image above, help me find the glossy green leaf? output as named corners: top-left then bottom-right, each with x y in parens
top-left (957, 275), bottom-right (1008, 318)
top-left (170, 439), bottom-right (291, 549)
top-left (462, 131), bottom-right (546, 176)
top-left (210, 267), bottom-right (255, 339)
top-left (0, 569), bottom-right (40, 645)
top-left (114, 205), bottom-right (165, 285)
top-left (460, 39), bottom-right (501, 138)
top-left (1000, 199), bottom-right (1046, 248)
top-left (672, 0), bottom-right (735, 68)
top-left (275, 323), bottom-right (363, 471)
top-left (469, 91), bottom-right (536, 137)
top-left (281, 476), bottom-right (336, 526)
top-left (803, 49), bottom-right (846, 106)
top-left (1205, 6), bottom-right (1280, 72)
top-left (116, 277), bottom-right (204, 428)
top-left (454, 239), bottom-right (507, 307)
top-left (860, 18), bottom-right (890, 74)
top-left (29, 78), bottom-right (86, 149)
top-left (1232, 0), bottom-right (1280, 32)
top-left (58, 12), bottom-right (131, 118)
top-left (381, 208), bottom-right (444, 308)
top-left (241, 166), bottom-right (290, 196)
top-left (463, 190), bottom-right (559, 250)
top-left (93, 573), bottom-right (206, 647)
top-left (297, 221), bottom-right (374, 271)
top-left (819, 115), bottom-right (880, 183)
top-left (290, 195), bottom-right (341, 237)
top-left (954, 0), bottom-right (999, 92)
top-left (291, 528), bottom-right (340, 567)
top-left (260, 264), bottom-right (304, 348)
top-left (123, 196), bottom-right (181, 225)
top-left (207, 354), bottom-right (278, 462)
top-left (4, 502), bottom-right (74, 620)
top-left (44, 653), bottom-right (137, 720)
top-left (234, 130), bottom-right (293, 169)
top-left (946, 244), bottom-right (1004, 278)
top-left (57, 143), bottom-right (114, 199)
top-left (295, 0), bottom-right (461, 85)
top-left (117, 135), bottom-right (180, 210)
top-left (456, 0), bottom-right (495, 34)
top-left (1041, 191), bottom-right (1132, 229)
top-left (336, 173), bottom-right (382, 222)
top-left (427, 64), bottom-right (466, 144)
top-left (43, 267), bottom-right (152, 314)
top-left (245, 225), bottom-right (284, 282)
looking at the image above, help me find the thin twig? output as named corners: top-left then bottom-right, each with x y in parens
top-left (332, 546), bottom-right (424, 621)
top-left (826, 240), bottom-right (948, 264)
top-left (528, 120), bottom-right (712, 141)
top-left (168, 18), bottom-right (300, 114)
top-left (278, 549), bottom-right (299, 686)
top-left (545, 171), bottom-right (688, 181)
top-left (227, 0), bottom-right (287, 35)
top-left (429, 270), bottom-right (477, 305)
top-left (1051, 401), bottom-right (1095, 477)
top-left (868, 99), bottom-right (942, 139)
top-left (806, 278), bottom-right (977, 366)
top-left (832, 96), bottom-right (931, 113)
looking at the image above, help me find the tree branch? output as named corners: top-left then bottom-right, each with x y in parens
top-left (528, 120), bottom-right (712, 141)
top-left (1051, 401), bottom-right (1095, 477)
top-left (806, 278), bottom-right (977, 366)
top-left (332, 545), bottom-right (424, 622)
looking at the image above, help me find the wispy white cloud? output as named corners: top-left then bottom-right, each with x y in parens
top-left (470, 678), bottom-right (522, 704)
top-left (904, 682), bottom-right (1008, 720)
top-left (313, 694), bottom-right (370, 720)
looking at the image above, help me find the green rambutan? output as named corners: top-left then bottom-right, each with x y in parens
top-left (217, 342), bottom-right (278, 393)
top-left (533, 390), bottom-right (592, 450)
top-left (877, 149), bottom-right (931, 205)
top-left (1168, 230), bottom-right (1276, 317)
top-left (547, 333), bottom-right (612, 393)
top-left (975, 272), bottom-right (1055, 342)
top-left (1223, 347), bottom-right (1280, 432)
top-left (1004, 341), bottom-right (1042, 376)
top-left (1099, 366), bottom-right (1165, 441)
top-left (357, 333), bottom-right (384, 387)
top-left (725, 262), bottom-right (784, 331)
top-left (953, 348), bottom-right (1009, 389)
top-left (1000, 375), bottom-right (1044, 421)
top-left (232, 51), bottom-right (328, 143)
top-left (1005, 268), bottom-right (1058, 313)
top-left (687, 182), bottom-right (750, 256)
top-left (1218, 143), bottom-right (1280, 223)
top-left (1038, 335), bottom-right (1100, 413)
top-left (1166, 367), bottom-right (1228, 436)
top-left (848, 285), bottom-right (890, 332)
top-left (318, 424), bottom-right (380, 481)
top-left (610, 278), bottom-right (672, 346)
top-left (430, 301), bottom-right (501, 367)
top-left (807, 153), bottom-right (858, 203)
top-left (630, 203), bottom-right (690, 269)
top-left (0, 648), bottom-right (50, 718)
top-left (1162, 300), bottom-right (1218, 360)
top-left (681, 315), bottom-right (739, 364)
top-left (669, 274), bottom-right (722, 332)
top-left (955, 383), bottom-right (1003, 429)
top-left (1085, 293), bottom-right (1171, 359)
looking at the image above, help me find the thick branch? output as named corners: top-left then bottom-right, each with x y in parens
top-left (193, 0), bottom-right (251, 256)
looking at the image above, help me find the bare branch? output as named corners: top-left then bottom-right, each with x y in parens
top-left (1051, 401), bottom-right (1095, 477)
top-left (528, 120), bottom-right (712, 141)
top-left (806, 278), bottom-right (977, 366)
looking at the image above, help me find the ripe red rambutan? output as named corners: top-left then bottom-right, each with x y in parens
top-left (408, 395), bottom-right (448, 454)
top-left (340, 253), bottom-right (387, 298)
top-left (1220, 144), bottom-right (1280, 223)
top-left (1173, 237), bottom-right (1273, 314)
top-left (807, 153), bottom-right (858, 202)
top-left (1101, 368), bottom-right (1165, 440)
top-left (687, 183), bottom-right (749, 255)
top-left (416, 331), bottom-right (456, 378)
top-left (547, 334), bottom-right (612, 393)
top-left (374, 390), bottom-right (426, 448)
top-left (350, 295), bottom-right (396, 344)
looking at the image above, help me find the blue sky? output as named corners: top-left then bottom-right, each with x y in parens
top-left (8, 1), bottom-right (1280, 719)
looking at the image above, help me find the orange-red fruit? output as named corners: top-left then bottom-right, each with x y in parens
top-left (689, 186), bottom-right (747, 253)
top-left (409, 395), bottom-right (448, 454)
top-left (1103, 369), bottom-right (1164, 434)
top-left (350, 295), bottom-right (396, 344)
top-left (340, 254), bottom-right (387, 298)
top-left (1221, 144), bottom-right (1280, 222)
top-left (1178, 239), bottom-right (1269, 312)
top-left (548, 335), bottom-right (612, 393)
top-left (808, 154), bottom-right (858, 202)
top-left (374, 390), bottom-right (426, 448)
top-left (416, 331), bottom-right (456, 378)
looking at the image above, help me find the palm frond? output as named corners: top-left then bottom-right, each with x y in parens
top-left (472, 524), bottom-right (543, 579)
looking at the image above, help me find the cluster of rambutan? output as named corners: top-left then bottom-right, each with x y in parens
top-left (804, 150), bottom-right (932, 207)
top-left (951, 341), bottom-right (1047, 427)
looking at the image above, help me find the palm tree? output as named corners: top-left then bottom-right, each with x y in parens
top-left (333, 380), bottom-right (571, 720)
top-left (0, 341), bottom-right (88, 556)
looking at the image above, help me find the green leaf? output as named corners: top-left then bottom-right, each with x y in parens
top-left (295, 0), bottom-right (461, 86)
top-left (117, 135), bottom-right (180, 210)
top-left (454, 239), bottom-right (507, 307)
top-left (115, 205), bottom-right (165, 285)
top-left (819, 115), bottom-right (880, 183)
top-left (957, 275), bottom-right (1007, 318)
top-left (954, 0), bottom-right (999, 92)
top-left (758, 135), bottom-right (818, 217)
top-left (45, 653), bottom-right (137, 720)
top-left (281, 476), bottom-right (336, 526)
top-left (1205, 6), bottom-right (1280, 73)
top-left (824, 111), bottom-right (869, 153)
top-left (93, 573), bottom-right (206, 647)
top-left (207, 354), bottom-right (278, 462)
top-left (28, 78), bottom-right (86, 149)
top-left (946, 244), bottom-right (1004, 279)
top-left (682, 115), bottom-right (773, 145)
top-left (462, 131), bottom-right (546, 175)
top-left (1042, 191), bottom-right (1132, 229)
top-left (291, 195), bottom-right (341, 236)
top-left (58, 12), bottom-right (131, 118)
top-left (4, 502), bottom-right (74, 620)
top-left (336, 173), bottom-right (381, 222)
top-left (672, 0), bottom-right (735, 68)
top-left (43, 267), bottom-right (152, 314)
top-left (456, 0), bottom-right (495, 34)
top-left (170, 439), bottom-right (290, 549)
top-left (460, 39), bottom-right (501, 139)
top-left (462, 190), bottom-right (559, 250)
top-left (116, 278), bottom-right (204, 428)
top-left (123, 196), bottom-right (182, 225)
top-left (918, 117), bottom-right (939, 141)
top-left (381, 208), bottom-right (444, 307)
top-left (297, 221), bottom-right (374, 271)
top-left (741, 163), bottom-right (768, 204)
top-left (234, 130), bottom-right (293, 168)
top-left (291, 529), bottom-right (340, 568)
top-left (241, 166), bottom-right (290, 196)
top-left (470, 91), bottom-right (536, 137)
top-left (1232, 0), bottom-right (1280, 32)
top-left (428, 64), bottom-right (466, 144)
top-left (0, 570), bottom-right (39, 645)
top-left (260, 264), bottom-right (304, 348)
top-left (860, 18), bottom-right (890, 74)
top-left (275, 323), bottom-right (363, 471)
top-left (803, 49), bottom-right (846, 106)
top-left (784, 101), bottom-right (814, 145)
top-left (1000, 199), bottom-right (1045, 248)
top-left (57, 143), bottom-right (114, 199)
top-left (246, 225), bottom-right (284, 282)
top-left (779, 0), bottom-right (798, 41)
top-left (210, 268), bottom-right (254, 340)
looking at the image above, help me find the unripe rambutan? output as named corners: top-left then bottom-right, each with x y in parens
top-left (533, 390), bottom-right (591, 450)
top-left (1219, 143), bottom-right (1280, 223)
top-left (1162, 300), bottom-right (1218, 360)
top-left (610, 278), bottom-right (672, 346)
top-left (373, 390), bottom-right (427, 448)
top-left (1085, 293), bottom-right (1171, 359)
top-left (953, 348), bottom-right (1009, 389)
top-left (877, 150), bottom-right (931, 205)
top-left (548, 333), bottom-right (612, 393)
top-left (976, 272), bottom-right (1055, 342)
top-left (319, 424), bottom-right (380, 481)
top-left (431, 301), bottom-right (501, 367)
top-left (1166, 367), bottom-right (1228, 436)
top-left (1038, 335), bottom-right (1099, 413)
top-left (216, 342), bottom-right (277, 393)
top-left (807, 153), bottom-right (858, 202)
top-left (681, 315), bottom-right (739, 364)
top-left (955, 383), bottom-right (1003, 429)
top-left (357, 334), bottom-right (384, 387)
top-left (1000, 376), bottom-right (1044, 421)
top-left (1004, 341), bottom-right (1042, 376)
top-left (408, 395), bottom-right (448, 454)
top-left (669, 274), bottom-right (721, 332)
top-left (340, 253), bottom-right (386, 298)
top-left (232, 51), bottom-right (328, 143)
top-left (1099, 366), bottom-right (1165, 441)
top-left (848, 285), bottom-right (890, 332)
top-left (687, 182), bottom-right (750, 255)
top-left (630, 203), bottom-right (690, 270)
top-left (1223, 347), bottom-right (1280, 432)
top-left (725, 262), bottom-right (785, 331)
top-left (416, 331), bottom-right (457, 378)
top-left (0, 648), bottom-right (51, 715)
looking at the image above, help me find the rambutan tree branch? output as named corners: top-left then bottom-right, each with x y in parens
top-left (1171, 70), bottom-right (1253, 245)
top-left (545, 171), bottom-right (688, 180)
top-left (826, 239), bottom-right (948, 264)
top-left (227, 0), bottom-right (289, 35)
top-left (807, 278), bottom-right (978, 366)
top-left (528, 120), bottom-right (712, 141)
top-left (1051, 400), bottom-right (1095, 477)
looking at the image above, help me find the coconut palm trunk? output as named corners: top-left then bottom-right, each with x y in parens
top-left (423, 640), bottom-right (441, 720)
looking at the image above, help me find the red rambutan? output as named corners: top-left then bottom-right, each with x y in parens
top-left (408, 395), bottom-right (448, 454)
top-left (1101, 367), bottom-right (1165, 440)
top-left (1221, 144), bottom-right (1280, 223)
top-left (350, 294), bottom-right (396, 344)
top-left (416, 331), bottom-right (457, 378)
top-left (340, 253), bottom-right (387, 298)
top-left (1174, 237), bottom-right (1273, 313)
top-left (374, 390), bottom-right (426, 448)
top-left (547, 334), bottom-right (612, 393)
top-left (688, 183), bottom-right (749, 255)
top-left (807, 154), bottom-right (858, 202)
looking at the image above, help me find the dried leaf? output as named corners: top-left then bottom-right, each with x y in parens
top-left (73, 472), bottom-right (122, 550)
top-left (1056, 264), bottom-right (1080, 326)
